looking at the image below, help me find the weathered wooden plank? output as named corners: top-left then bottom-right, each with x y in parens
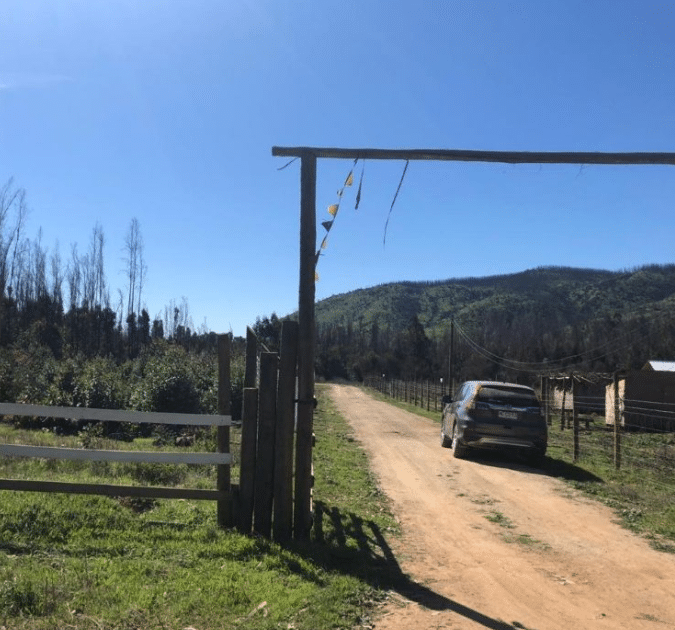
top-left (238, 387), bottom-right (258, 533)
top-left (254, 352), bottom-right (277, 537)
top-left (273, 320), bottom-right (299, 543)
top-left (245, 327), bottom-right (258, 388)
top-left (0, 478), bottom-right (227, 500)
top-left (0, 403), bottom-right (230, 427)
top-left (217, 333), bottom-right (232, 528)
top-left (0, 444), bottom-right (231, 465)
top-left (272, 146), bottom-right (675, 165)
top-left (294, 152), bottom-right (317, 540)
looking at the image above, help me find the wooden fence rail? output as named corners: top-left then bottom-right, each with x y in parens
top-left (0, 334), bottom-right (234, 527)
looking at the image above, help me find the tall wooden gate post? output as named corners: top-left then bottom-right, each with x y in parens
top-left (217, 333), bottom-right (232, 528)
top-left (272, 145), bottom-right (675, 539)
top-left (294, 151), bottom-right (317, 540)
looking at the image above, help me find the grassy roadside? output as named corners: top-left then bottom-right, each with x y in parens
top-left (0, 384), bottom-right (397, 629)
top-left (545, 421), bottom-right (675, 553)
top-left (363, 386), bottom-right (675, 554)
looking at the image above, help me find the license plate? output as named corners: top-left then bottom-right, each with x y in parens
top-left (498, 411), bottom-right (518, 420)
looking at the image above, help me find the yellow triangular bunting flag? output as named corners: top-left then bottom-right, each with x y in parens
top-left (328, 204), bottom-right (339, 216)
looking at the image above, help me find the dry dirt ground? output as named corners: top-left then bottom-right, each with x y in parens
top-left (327, 384), bottom-right (675, 630)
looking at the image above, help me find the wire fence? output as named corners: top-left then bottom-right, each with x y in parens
top-left (363, 376), bottom-right (448, 413)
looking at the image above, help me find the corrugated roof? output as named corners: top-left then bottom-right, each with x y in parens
top-left (643, 360), bottom-right (675, 372)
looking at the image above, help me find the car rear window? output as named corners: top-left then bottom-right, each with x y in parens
top-left (475, 386), bottom-right (539, 409)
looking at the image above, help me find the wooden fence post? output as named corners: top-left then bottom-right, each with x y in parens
top-left (614, 372), bottom-right (621, 469)
top-left (245, 327), bottom-right (258, 388)
top-left (254, 352), bottom-right (278, 537)
top-left (238, 329), bottom-right (259, 533)
top-left (238, 387), bottom-right (258, 533)
top-left (294, 151), bottom-right (317, 541)
top-left (274, 321), bottom-right (299, 543)
top-left (217, 334), bottom-right (232, 528)
top-left (572, 378), bottom-right (579, 462)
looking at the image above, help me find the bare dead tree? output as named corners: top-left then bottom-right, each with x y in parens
top-left (50, 242), bottom-right (63, 308)
top-left (67, 244), bottom-right (81, 309)
top-left (0, 178), bottom-right (28, 299)
top-left (123, 218), bottom-right (146, 318)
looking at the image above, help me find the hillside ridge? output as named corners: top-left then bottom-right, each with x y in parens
top-left (314, 264), bottom-right (675, 337)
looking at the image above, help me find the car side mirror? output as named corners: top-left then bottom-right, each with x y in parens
top-left (441, 394), bottom-right (453, 405)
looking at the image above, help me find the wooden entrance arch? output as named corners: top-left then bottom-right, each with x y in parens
top-left (272, 145), bottom-right (675, 539)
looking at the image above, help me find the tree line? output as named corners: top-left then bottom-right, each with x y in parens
top-left (0, 178), bottom-right (212, 362)
top-left (0, 178), bottom-right (239, 428)
top-left (308, 301), bottom-right (675, 387)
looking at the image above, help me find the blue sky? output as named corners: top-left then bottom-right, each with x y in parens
top-left (1, 1), bottom-right (674, 337)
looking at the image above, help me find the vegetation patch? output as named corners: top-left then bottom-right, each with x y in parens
top-left (546, 417), bottom-right (675, 552)
top-left (484, 511), bottom-right (515, 529)
top-left (0, 384), bottom-right (401, 629)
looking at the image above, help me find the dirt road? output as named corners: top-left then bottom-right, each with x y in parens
top-left (327, 384), bottom-right (675, 630)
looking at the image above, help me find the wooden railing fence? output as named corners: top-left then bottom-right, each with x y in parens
top-left (0, 334), bottom-right (234, 526)
top-left (0, 326), bottom-right (309, 542)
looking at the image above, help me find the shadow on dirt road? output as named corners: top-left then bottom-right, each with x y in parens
top-left (311, 501), bottom-right (521, 630)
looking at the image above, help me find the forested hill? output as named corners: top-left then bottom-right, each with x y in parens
top-left (312, 264), bottom-right (675, 381)
top-left (315, 265), bottom-right (675, 337)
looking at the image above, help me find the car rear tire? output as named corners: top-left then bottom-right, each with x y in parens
top-left (452, 423), bottom-right (469, 459)
top-left (440, 420), bottom-right (452, 448)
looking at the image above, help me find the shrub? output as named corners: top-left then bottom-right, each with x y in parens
top-left (73, 356), bottom-right (127, 410)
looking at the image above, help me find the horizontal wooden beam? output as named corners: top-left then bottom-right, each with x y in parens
top-left (0, 444), bottom-right (231, 466)
top-left (272, 146), bottom-right (675, 165)
top-left (0, 478), bottom-right (227, 501)
top-left (0, 403), bottom-right (230, 427)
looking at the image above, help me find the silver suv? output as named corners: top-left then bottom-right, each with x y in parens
top-left (441, 381), bottom-right (547, 466)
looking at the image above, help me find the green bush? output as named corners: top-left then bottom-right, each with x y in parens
top-left (129, 344), bottom-right (202, 414)
top-left (72, 356), bottom-right (127, 410)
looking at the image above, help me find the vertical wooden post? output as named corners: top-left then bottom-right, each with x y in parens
top-left (449, 320), bottom-right (455, 396)
top-left (294, 151), bottom-right (317, 540)
top-left (613, 372), bottom-right (621, 469)
top-left (572, 378), bottom-right (579, 462)
top-left (254, 352), bottom-right (278, 537)
top-left (238, 387), bottom-right (258, 533)
top-left (274, 321), bottom-right (299, 543)
top-left (238, 329), bottom-right (259, 532)
top-left (217, 334), bottom-right (232, 528)
top-left (245, 327), bottom-right (258, 388)
top-left (560, 380), bottom-right (567, 431)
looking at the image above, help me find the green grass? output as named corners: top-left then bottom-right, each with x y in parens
top-left (0, 384), bottom-right (400, 629)
top-left (545, 418), bottom-right (675, 552)
top-left (484, 511), bottom-right (515, 529)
